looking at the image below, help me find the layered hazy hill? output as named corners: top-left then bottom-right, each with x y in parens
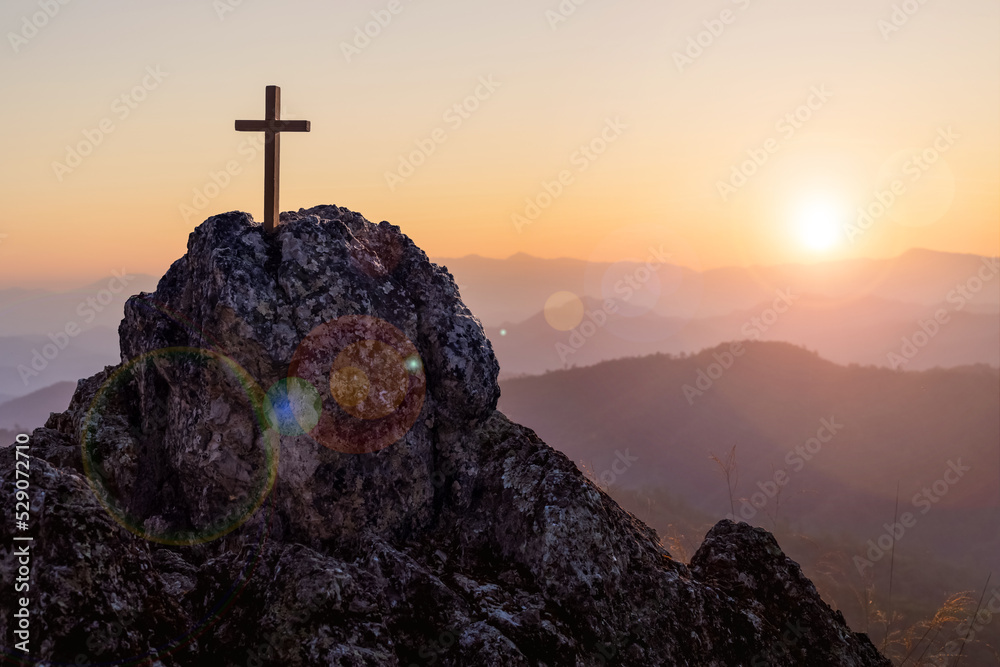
top-left (438, 249), bottom-right (999, 377)
top-left (498, 342), bottom-right (1000, 663)
top-left (498, 341), bottom-right (1000, 576)
top-left (0, 381), bottom-right (75, 431)
top-left (0, 275), bottom-right (157, 399)
top-left (2, 249), bottom-right (996, 436)
top-left (440, 249), bottom-right (1000, 325)
top-left (485, 292), bottom-right (1000, 376)
top-left (0, 275), bottom-right (159, 337)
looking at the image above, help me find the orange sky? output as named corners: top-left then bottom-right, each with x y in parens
top-left (1, 0), bottom-right (997, 288)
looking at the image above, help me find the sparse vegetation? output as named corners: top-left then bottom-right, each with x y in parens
top-left (708, 444), bottom-right (739, 519)
top-left (605, 484), bottom-right (1000, 666)
top-left (505, 345), bottom-right (1000, 664)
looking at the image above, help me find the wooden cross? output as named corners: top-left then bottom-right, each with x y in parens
top-left (235, 86), bottom-right (311, 233)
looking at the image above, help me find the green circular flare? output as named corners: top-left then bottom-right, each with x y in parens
top-left (404, 354), bottom-right (424, 373)
top-left (80, 347), bottom-right (279, 546)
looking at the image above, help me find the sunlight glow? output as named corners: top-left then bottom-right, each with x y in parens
top-left (794, 200), bottom-right (844, 252)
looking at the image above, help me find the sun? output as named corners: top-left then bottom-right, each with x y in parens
top-left (793, 200), bottom-right (844, 252)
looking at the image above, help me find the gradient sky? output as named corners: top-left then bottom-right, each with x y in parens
top-left (1, 0), bottom-right (997, 288)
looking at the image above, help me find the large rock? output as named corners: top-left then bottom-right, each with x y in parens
top-left (0, 206), bottom-right (891, 666)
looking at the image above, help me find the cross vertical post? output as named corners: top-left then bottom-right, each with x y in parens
top-left (264, 85), bottom-right (280, 232)
top-left (235, 86), bottom-right (311, 233)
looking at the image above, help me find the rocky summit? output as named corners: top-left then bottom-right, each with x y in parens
top-left (0, 206), bottom-right (891, 666)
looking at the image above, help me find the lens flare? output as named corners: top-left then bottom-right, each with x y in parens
top-left (288, 315), bottom-right (426, 454)
top-left (81, 347), bottom-right (278, 546)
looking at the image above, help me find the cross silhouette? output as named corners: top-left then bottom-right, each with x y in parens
top-left (235, 86), bottom-right (311, 233)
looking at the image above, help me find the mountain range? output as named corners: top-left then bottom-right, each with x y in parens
top-left (0, 274), bottom-right (157, 400)
top-left (3, 250), bottom-right (996, 405)
top-left (443, 249), bottom-right (999, 377)
top-left (497, 340), bottom-right (1000, 663)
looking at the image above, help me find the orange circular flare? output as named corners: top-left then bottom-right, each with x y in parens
top-left (289, 315), bottom-right (426, 454)
top-left (330, 340), bottom-right (408, 419)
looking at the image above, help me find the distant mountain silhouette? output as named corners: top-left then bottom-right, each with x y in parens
top-left (499, 341), bottom-right (1000, 662)
top-left (437, 253), bottom-right (603, 325)
top-left (432, 249), bottom-right (999, 377)
top-left (487, 292), bottom-right (999, 376)
top-left (498, 342), bottom-right (1000, 574)
top-left (0, 274), bottom-right (158, 337)
top-left (0, 380), bottom-right (76, 431)
top-left (0, 326), bottom-right (121, 398)
top-left (436, 249), bottom-right (999, 328)
top-left (0, 274), bottom-right (156, 400)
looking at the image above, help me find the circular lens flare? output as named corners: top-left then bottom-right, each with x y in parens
top-left (330, 365), bottom-right (371, 409)
top-left (81, 347), bottom-right (278, 546)
top-left (264, 376), bottom-right (322, 436)
top-left (544, 291), bottom-right (585, 331)
top-left (288, 316), bottom-right (426, 454)
top-left (331, 340), bottom-right (408, 420)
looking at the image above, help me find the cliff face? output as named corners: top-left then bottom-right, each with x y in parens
top-left (0, 207), bottom-right (891, 666)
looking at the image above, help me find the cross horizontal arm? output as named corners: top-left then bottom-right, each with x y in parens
top-left (235, 119), bottom-right (311, 132)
